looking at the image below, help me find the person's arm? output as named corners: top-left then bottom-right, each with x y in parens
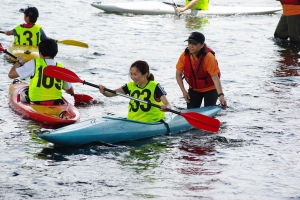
top-left (211, 75), bottom-right (227, 108)
top-left (160, 95), bottom-right (172, 111)
top-left (99, 85), bottom-right (124, 97)
top-left (176, 0), bottom-right (198, 12)
top-left (5, 30), bottom-right (14, 36)
top-left (176, 70), bottom-right (190, 103)
top-left (8, 56), bottom-right (24, 79)
top-left (64, 85), bottom-right (75, 96)
top-left (40, 28), bottom-right (47, 39)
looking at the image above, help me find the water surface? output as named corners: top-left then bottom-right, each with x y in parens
top-left (0, 0), bottom-right (299, 199)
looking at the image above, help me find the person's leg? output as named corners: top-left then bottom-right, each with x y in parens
top-left (274, 14), bottom-right (289, 40)
top-left (287, 15), bottom-right (300, 43)
top-left (203, 89), bottom-right (218, 107)
top-left (187, 89), bottom-right (203, 109)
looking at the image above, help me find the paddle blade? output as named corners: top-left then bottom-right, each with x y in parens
top-left (180, 112), bottom-right (220, 133)
top-left (73, 94), bottom-right (94, 104)
top-left (57, 40), bottom-right (88, 48)
top-left (44, 66), bottom-right (83, 83)
top-left (0, 43), bottom-right (5, 52)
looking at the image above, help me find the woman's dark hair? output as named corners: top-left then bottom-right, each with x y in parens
top-left (130, 60), bottom-right (154, 81)
top-left (184, 43), bottom-right (208, 58)
top-left (38, 38), bottom-right (58, 58)
top-left (197, 43), bottom-right (207, 57)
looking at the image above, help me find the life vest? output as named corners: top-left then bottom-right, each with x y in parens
top-left (185, 0), bottom-right (209, 10)
top-left (183, 47), bottom-right (220, 89)
top-left (14, 24), bottom-right (42, 46)
top-left (126, 81), bottom-right (165, 123)
top-left (280, 0), bottom-right (300, 4)
top-left (29, 59), bottom-right (64, 102)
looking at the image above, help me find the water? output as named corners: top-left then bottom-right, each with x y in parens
top-left (0, 0), bottom-right (299, 199)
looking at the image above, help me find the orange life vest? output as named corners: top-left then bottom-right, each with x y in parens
top-left (183, 47), bottom-right (220, 89)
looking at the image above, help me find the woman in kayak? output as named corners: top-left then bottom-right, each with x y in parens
top-left (99, 60), bottom-right (171, 123)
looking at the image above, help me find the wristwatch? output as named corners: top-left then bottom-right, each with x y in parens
top-left (218, 93), bottom-right (224, 97)
top-left (17, 60), bottom-right (23, 65)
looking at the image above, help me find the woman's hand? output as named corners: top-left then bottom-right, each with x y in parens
top-left (99, 85), bottom-right (106, 94)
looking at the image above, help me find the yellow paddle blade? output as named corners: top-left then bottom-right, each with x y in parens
top-left (56, 40), bottom-right (88, 48)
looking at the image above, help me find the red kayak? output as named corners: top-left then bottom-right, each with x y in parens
top-left (8, 79), bottom-right (80, 126)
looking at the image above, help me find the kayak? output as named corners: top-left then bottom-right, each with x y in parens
top-left (7, 43), bottom-right (39, 62)
top-left (38, 105), bottom-right (222, 146)
top-left (9, 79), bottom-right (80, 126)
top-left (91, 1), bottom-right (282, 16)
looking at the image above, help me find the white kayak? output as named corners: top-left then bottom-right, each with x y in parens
top-left (91, 1), bottom-right (282, 16)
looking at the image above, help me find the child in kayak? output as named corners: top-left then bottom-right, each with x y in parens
top-left (8, 38), bottom-right (75, 105)
top-left (4, 6), bottom-right (47, 46)
top-left (99, 60), bottom-right (171, 123)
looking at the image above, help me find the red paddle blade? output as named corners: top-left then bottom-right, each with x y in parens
top-left (73, 94), bottom-right (94, 104)
top-left (180, 112), bottom-right (220, 133)
top-left (0, 43), bottom-right (5, 52)
top-left (44, 65), bottom-right (83, 83)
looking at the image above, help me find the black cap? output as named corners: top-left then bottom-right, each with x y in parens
top-left (19, 6), bottom-right (39, 18)
top-left (184, 32), bottom-right (205, 44)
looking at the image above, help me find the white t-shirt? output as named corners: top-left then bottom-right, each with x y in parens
top-left (16, 59), bottom-right (72, 90)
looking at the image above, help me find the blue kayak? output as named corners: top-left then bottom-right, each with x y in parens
top-left (38, 106), bottom-right (222, 146)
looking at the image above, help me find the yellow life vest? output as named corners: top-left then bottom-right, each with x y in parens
top-left (185, 0), bottom-right (209, 10)
top-left (14, 24), bottom-right (42, 46)
top-left (29, 59), bottom-right (64, 101)
top-left (126, 81), bottom-right (165, 123)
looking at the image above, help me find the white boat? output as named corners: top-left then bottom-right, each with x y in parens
top-left (91, 1), bottom-right (282, 16)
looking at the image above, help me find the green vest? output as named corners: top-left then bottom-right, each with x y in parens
top-left (185, 0), bottom-right (209, 10)
top-left (14, 24), bottom-right (42, 46)
top-left (126, 81), bottom-right (165, 123)
top-left (29, 59), bottom-right (64, 101)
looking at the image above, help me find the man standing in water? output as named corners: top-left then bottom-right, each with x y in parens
top-left (176, 0), bottom-right (209, 13)
top-left (175, 32), bottom-right (227, 109)
top-left (274, 0), bottom-right (300, 43)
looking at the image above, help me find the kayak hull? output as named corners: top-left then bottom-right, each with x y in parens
top-left (7, 43), bottom-right (39, 62)
top-left (91, 1), bottom-right (282, 16)
top-left (9, 80), bottom-right (80, 126)
top-left (38, 106), bottom-right (222, 146)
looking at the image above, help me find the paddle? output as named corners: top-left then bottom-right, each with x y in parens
top-left (44, 65), bottom-right (221, 133)
top-left (56, 40), bottom-right (88, 48)
top-left (0, 31), bottom-right (88, 48)
top-left (0, 43), bottom-right (93, 104)
top-left (0, 42), bottom-right (17, 59)
top-left (163, 1), bottom-right (183, 7)
top-left (171, 0), bottom-right (179, 8)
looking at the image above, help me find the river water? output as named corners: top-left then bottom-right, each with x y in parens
top-left (0, 0), bottom-right (299, 199)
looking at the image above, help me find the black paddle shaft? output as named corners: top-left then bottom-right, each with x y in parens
top-left (82, 80), bottom-right (181, 115)
top-left (4, 49), bottom-right (17, 59)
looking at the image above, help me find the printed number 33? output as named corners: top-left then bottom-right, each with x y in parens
top-left (130, 89), bottom-right (151, 112)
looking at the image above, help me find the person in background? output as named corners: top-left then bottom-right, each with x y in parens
top-left (8, 38), bottom-right (74, 105)
top-left (99, 60), bottom-right (171, 123)
top-left (175, 32), bottom-right (227, 109)
top-left (274, 0), bottom-right (300, 43)
top-left (176, 0), bottom-right (209, 13)
top-left (4, 6), bottom-right (47, 46)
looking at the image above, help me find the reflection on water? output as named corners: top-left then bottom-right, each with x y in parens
top-left (274, 39), bottom-right (300, 77)
top-left (184, 16), bottom-right (210, 30)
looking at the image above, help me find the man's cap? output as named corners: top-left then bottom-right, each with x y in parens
top-left (184, 32), bottom-right (205, 44)
top-left (19, 6), bottom-right (39, 18)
